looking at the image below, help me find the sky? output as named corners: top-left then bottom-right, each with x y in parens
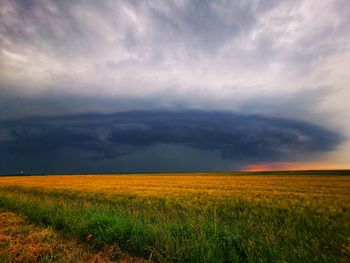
top-left (0, 0), bottom-right (349, 173)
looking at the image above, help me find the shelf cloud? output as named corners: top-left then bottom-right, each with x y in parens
top-left (0, 111), bottom-right (341, 174)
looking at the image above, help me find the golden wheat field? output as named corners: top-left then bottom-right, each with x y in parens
top-left (0, 174), bottom-right (349, 208)
top-left (0, 174), bottom-right (349, 196)
top-left (0, 173), bottom-right (350, 262)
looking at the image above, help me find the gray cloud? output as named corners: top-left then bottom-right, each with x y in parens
top-left (1, 0), bottom-right (348, 95)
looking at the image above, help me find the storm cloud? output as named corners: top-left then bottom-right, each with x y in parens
top-left (0, 0), bottom-right (349, 170)
top-left (0, 111), bottom-right (341, 174)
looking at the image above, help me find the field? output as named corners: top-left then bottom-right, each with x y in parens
top-left (0, 173), bottom-right (349, 262)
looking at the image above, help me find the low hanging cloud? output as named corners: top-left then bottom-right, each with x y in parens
top-left (0, 111), bottom-right (341, 174)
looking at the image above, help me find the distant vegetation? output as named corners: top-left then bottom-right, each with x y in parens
top-left (0, 173), bottom-right (349, 262)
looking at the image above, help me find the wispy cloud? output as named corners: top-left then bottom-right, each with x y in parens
top-left (1, 1), bottom-right (349, 114)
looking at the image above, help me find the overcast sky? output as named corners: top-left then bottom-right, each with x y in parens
top-left (0, 0), bottom-right (349, 172)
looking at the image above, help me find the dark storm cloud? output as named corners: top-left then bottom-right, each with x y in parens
top-left (0, 0), bottom-right (349, 168)
top-left (0, 111), bottom-right (341, 174)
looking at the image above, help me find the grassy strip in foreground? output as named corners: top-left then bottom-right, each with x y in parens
top-left (0, 185), bottom-right (349, 262)
top-left (0, 211), bottom-right (147, 263)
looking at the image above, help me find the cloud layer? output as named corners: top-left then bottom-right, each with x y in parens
top-left (0, 111), bottom-right (341, 174)
top-left (1, 1), bottom-right (349, 117)
top-left (0, 0), bottom-right (349, 169)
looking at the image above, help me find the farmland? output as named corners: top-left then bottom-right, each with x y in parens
top-left (0, 173), bottom-right (349, 262)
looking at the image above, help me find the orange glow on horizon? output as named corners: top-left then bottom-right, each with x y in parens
top-left (241, 162), bottom-right (350, 172)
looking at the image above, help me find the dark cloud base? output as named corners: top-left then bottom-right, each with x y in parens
top-left (0, 110), bottom-right (341, 174)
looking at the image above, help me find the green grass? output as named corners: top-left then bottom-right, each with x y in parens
top-left (0, 185), bottom-right (349, 262)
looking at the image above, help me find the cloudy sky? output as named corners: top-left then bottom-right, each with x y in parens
top-left (0, 0), bottom-right (349, 173)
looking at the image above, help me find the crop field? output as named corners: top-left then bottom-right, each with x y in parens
top-left (0, 173), bottom-right (349, 262)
